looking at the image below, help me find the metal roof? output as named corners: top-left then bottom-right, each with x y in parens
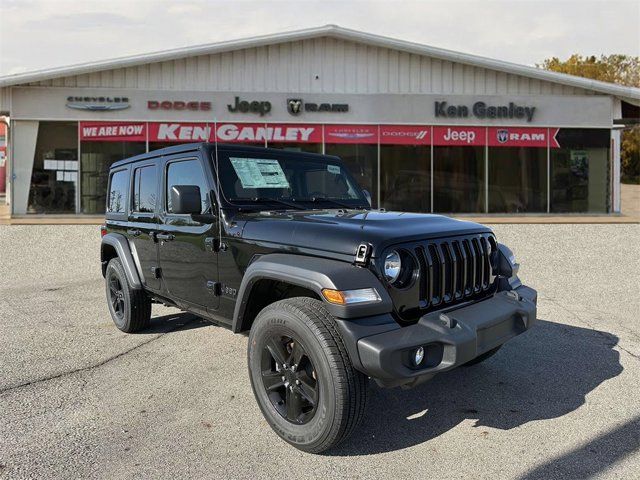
top-left (1, 24), bottom-right (639, 102)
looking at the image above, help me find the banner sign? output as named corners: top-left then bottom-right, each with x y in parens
top-left (148, 122), bottom-right (322, 143)
top-left (148, 122), bottom-right (211, 142)
top-left (79, 122), bottom-right (562, 148)
top-left (487, 127), bottom-right (559, 148)
top-left (324, 125), bottom-right (378, 144)
top-left (379, 125), bottom-right (430, 145)
top-left (79, 121), bottom-right (146, 141)
top-left (433, 126), bottom-right (485, 146)
top-left (215, 123), bottom-right (321, 143)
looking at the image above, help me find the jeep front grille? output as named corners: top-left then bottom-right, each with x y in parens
top-left (413, 234), bottom-right (496, 309)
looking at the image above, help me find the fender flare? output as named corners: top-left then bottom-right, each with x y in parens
top-left (101, 233), bottom-right (143, 289)
top-left (232, 253), bottom-right (393, 332)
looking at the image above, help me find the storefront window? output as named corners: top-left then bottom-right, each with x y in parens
top-left (80, 142), bottom-right (146, 214)
top-left (433, 146), bottom-right (485, 213)
top-left (488, 147), bottom-right (547, 213)
top-left (28, 121), bottom-right (78, 214)
top-left (325, 143), bottom-right (378, 208)
top-left (550, 129), bottom-right (610, 213)
top-left (380, 145), bottom-right (430, 212)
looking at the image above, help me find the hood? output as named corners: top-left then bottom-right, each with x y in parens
top-left (232, 209), bottom-right (492, 257)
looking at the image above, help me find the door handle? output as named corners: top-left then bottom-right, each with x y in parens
top-left (156, 233), bottom-right (175, 242)
top-left (127, 229), bottom-right (141, 237)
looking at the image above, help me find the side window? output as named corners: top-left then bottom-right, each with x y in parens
top-left (166, 159), bottom-right (210, 214)
top-left (107, 170), bottom-right (128, 214)
top-left (132, 165), bottom-right (158, 213)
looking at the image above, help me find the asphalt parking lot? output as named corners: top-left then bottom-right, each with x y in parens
top-left (1, 224), bottom-right (639, 479)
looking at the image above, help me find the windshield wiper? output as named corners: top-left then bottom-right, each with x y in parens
top-left (304, 197), bottom-right (365, 209)
top-left (230, 197), bottom-right (306, 210)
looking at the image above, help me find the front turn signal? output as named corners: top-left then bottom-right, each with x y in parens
top-left (321, 288), bottom-right (381, 305)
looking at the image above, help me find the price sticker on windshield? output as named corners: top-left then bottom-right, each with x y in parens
top-left (230, 157), bottom-right (290, 189)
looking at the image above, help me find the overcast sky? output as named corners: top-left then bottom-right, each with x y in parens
top-left (1, 0), bottom-right (638, 77)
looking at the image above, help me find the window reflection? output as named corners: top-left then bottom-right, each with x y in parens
top-left (550, 129), bottom-right (610, 213)
top-left (433, 146), bottom-right (485, 213)
top-left (81, 141), bottom-right (146, 214)
top-left (489, 147), bottom-right (547, 213)
top-left (28, 121), bottom-right (78, 213)
top-left (325, 144), bottom-right (378, 208)
top-left (380, 145), bottom-right (430, 212)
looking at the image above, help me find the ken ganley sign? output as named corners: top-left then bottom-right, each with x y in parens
top-left (435, 101), bottom-right (536, 122)
top-left (149, 123), bottom-right (322, 143)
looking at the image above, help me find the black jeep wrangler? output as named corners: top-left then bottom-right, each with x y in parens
top-left (101, 143), bottom-right (536, 453)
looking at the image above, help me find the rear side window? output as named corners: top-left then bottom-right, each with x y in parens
top-left (107, 170), bottom-right (128, 214)
top-left (166, 159), bottom-right (210, 214)
top-left (132, 165), bottom-right (157, 213)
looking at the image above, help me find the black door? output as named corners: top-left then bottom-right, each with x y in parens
top-left (157, 155), bottom-right (219, 309)
top-left (127, 163), bottom-right (161, 291)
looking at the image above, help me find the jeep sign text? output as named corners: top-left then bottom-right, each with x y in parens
top-left (227, 96), bottom-right (271, 116)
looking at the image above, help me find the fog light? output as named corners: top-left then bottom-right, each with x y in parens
top-left (414, 346), bottom-right (425, 366)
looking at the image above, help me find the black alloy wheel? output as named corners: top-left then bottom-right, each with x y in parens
top-left (108, 274), bottom-right (126, 322)
top-left (104, 257), bottom-right (152, 333)
top-left (261, 334), bottom-right (319, 424)
top-left (248, 297), bottom-right (368, 453)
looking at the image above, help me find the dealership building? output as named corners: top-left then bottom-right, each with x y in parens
top-left (0, 25), bottom-right (638, 216)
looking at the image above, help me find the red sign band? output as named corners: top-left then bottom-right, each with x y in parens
top-left (79, 122), bottom-right (561, 148)
top-left (80, 122), bottom-right (146, 141)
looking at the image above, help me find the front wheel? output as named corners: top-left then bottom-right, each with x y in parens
top-left (247, 297), bottom-right (368, 453)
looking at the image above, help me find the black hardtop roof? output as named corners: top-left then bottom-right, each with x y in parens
top-left (110, 142), bottom-right (339, 169)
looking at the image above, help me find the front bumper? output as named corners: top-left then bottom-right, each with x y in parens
top-left (335, 285), bottom-right (537, 388)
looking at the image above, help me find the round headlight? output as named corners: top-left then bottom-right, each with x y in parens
top-left (384, 251), bottom-right (401, 283)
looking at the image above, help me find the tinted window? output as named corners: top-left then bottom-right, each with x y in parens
top-left (324, 144), bottom-right (378, 208)
top-left (381, 145), bottom-right (431, 213)
top-left (434, 146), bottom-right (485, 213)
top-left (107, 170), bottom-right (128, 213)
top-left (166, 159), bottom-right (210, 214)
top-left (132, 166), bottom-right (157, 213)
top-left (488, 147), bottom-right (547, 213)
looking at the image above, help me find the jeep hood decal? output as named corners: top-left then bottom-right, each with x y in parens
top-left (234, 210), bottom-right (492, 257)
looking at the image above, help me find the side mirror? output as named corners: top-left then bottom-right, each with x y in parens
top-left (170, 185), bottom-right (201, 214)
top-left (362, 189), bottom-right (372, 206)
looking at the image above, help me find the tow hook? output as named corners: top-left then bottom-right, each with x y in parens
top-left (506, 290), bottom-right (521, 302)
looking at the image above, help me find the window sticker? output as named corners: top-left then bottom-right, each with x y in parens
top-left (327, 164), bottom-right (341, 175)
top-left (230, 157), bottom-right (290, 189)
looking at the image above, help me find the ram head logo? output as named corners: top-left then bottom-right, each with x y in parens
top-left (287, 99), bottom-right (303, 115)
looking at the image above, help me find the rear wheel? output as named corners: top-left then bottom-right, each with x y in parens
top-left (105, 257), bottom-right (151, 333)
top-left (247, 297), bottom-right (367, 453)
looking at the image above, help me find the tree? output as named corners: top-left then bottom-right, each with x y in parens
top-left (539, 54), bottom-right (640, 183)
top-left (621, 126), bottom-right (640, 183)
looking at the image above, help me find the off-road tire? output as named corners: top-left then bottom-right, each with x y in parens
top-left (105, 257), bottom-right (152, 333)
top-left (247, 297), bottom-right (368, 453)
top-left (463, 346), bottom-right (502, 367)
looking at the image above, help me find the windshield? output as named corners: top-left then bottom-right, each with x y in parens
top-left (212, 150), bottom-right (370, 209)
